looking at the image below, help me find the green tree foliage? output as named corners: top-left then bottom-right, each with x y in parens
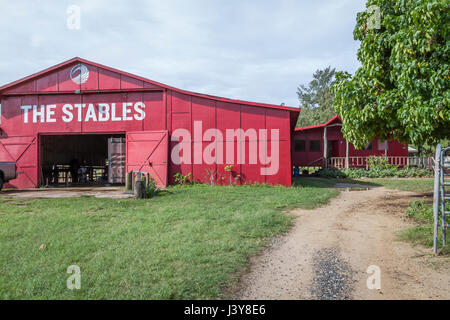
top-left (411, 137), bottom-right (450, 156)
top-left (296, 66), bottom-right (337, 127)
top-left (332, 0), bottom-right (449, 149)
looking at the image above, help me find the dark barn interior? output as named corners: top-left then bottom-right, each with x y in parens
top-left (40, 134), bottom-right (125, 186)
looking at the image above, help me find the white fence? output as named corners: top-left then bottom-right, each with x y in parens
top-left (329, 156), bottom-right (433, 170)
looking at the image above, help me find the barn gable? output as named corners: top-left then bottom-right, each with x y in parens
top-left (0, 58), bottom-right (163, 95)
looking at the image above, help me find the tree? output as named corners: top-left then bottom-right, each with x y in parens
top-left (411, 137), bottom-right (450, 156)
top-left (332, 0), bottom-right (449, 149)
top-left (296, 66), bottom-right (337, 127)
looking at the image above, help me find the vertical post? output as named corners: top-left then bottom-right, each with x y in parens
top-left (125, 171), bottom-right (133, 191)
top-left (440, 150), bottom-right (446, 246)
top-left (433, 144), bottom-right (442, 255)
top-left (134, 171), bottom-right (146, 199)
top-left (384, 140), bottom-right (388, 162)
top-left (345, 140), bottom-right (349, 169)
top-left (323, 127), bottom-right (328, 169)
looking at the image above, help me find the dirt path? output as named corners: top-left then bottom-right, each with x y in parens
top-left (233, 187), bottom-right (450, 300)
top-left (1, 187), bottom-right (133, 199)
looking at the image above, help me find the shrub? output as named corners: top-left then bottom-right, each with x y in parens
top-left (224, 165), bottom-right (238, 185)
top-left (145, 177), bottom-right (160, 198)
top-left (318, 166), bottom-right (433, 179)
top-left (318, 168), bottom-right (347, 178)
top-left (367, 156), bottom-right (397, 170)
top-left (405, 200), bottom-right (433, 223)
top-left (173, 172), bottom-right (193, 185)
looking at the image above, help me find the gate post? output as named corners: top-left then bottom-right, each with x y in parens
top-left (433, 144), bottom-right (442, 254)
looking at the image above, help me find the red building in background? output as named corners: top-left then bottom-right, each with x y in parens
top-left (292, 115), bottom-right (409, 169)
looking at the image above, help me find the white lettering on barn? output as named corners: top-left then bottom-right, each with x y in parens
top-left (20, 102), bottom-right (146, 123)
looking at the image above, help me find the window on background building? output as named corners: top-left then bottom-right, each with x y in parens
top-left (294, 140), bottom-right (306, 151)
top-left (310, 140), bottom-right (321, 151)
top-left (363, 142), bottom-right (373, 150)
top-left (378, 140), bottom-right (386, 151)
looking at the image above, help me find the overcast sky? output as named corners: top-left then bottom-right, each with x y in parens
top-left (0, 0), bottom-right (367, 107)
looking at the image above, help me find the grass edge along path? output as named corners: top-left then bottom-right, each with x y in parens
top-left (399, 199), bottom-right (450, 255)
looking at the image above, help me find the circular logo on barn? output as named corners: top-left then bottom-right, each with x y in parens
top-left (70, 64), bottom-right (89, 84)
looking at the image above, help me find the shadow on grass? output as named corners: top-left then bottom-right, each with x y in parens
top-left (292, 177), bottom-right (381, 189)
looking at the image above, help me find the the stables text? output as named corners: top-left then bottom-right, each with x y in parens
top-left (20, 102), bottom-right (146, 123)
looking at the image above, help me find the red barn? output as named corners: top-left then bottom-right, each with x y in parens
top-left (292, 115), bottom-right (409, 169)
top-left (0, 57), bottom-right (299, 189)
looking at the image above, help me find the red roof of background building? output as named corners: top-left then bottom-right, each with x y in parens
top-left (295, 115), bottom-right (341, 131)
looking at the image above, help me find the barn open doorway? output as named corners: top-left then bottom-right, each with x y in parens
top-left (40, 134), bottom-right (126, 187)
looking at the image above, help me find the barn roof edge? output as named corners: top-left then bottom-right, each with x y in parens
top-left (295, 115), bottom-right (341, 132)
top-left (0, 57), bottom-right (300, 114)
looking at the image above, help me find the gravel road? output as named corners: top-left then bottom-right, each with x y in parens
top-left (310, 247), bottom-right (353, 300)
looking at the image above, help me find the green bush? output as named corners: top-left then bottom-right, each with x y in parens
top-left (294, 166), bottom-right (321, 175)
top-left (318, 156), bottom-right (433, 179)
top-left (145, 177), bottom-right (160, 198)
top-left (318, 166), bottom-right (432, 179)
top-left (173, 172), bottom-right (193, 185)
top-left (317, 168), bottom-right (348, 178)
top-left (405, 200), bottom-right (434, 223)
top-left (367, 156), bottom-right (397, 170)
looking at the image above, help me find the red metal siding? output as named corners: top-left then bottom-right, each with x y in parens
top-left (36, 72), bottom-right (58, 92)
top-left (99, 68), bottom-right (120, 90)
top-left (167, 91), bottom-right (292, 185)
top-left (142, 92), bottom-right (165, 132)
top-left (121, 75), bottom-right (144, 90)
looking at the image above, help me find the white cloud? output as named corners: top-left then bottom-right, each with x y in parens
top-left (0, 0), bottom-right (367, 107)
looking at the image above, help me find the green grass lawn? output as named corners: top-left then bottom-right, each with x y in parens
top-left (294, 176), bottom-right (434, 193)
top-left (363, 178), bottom-right (434, 193)
top-left (0, 183), bottom-right (338, 300)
